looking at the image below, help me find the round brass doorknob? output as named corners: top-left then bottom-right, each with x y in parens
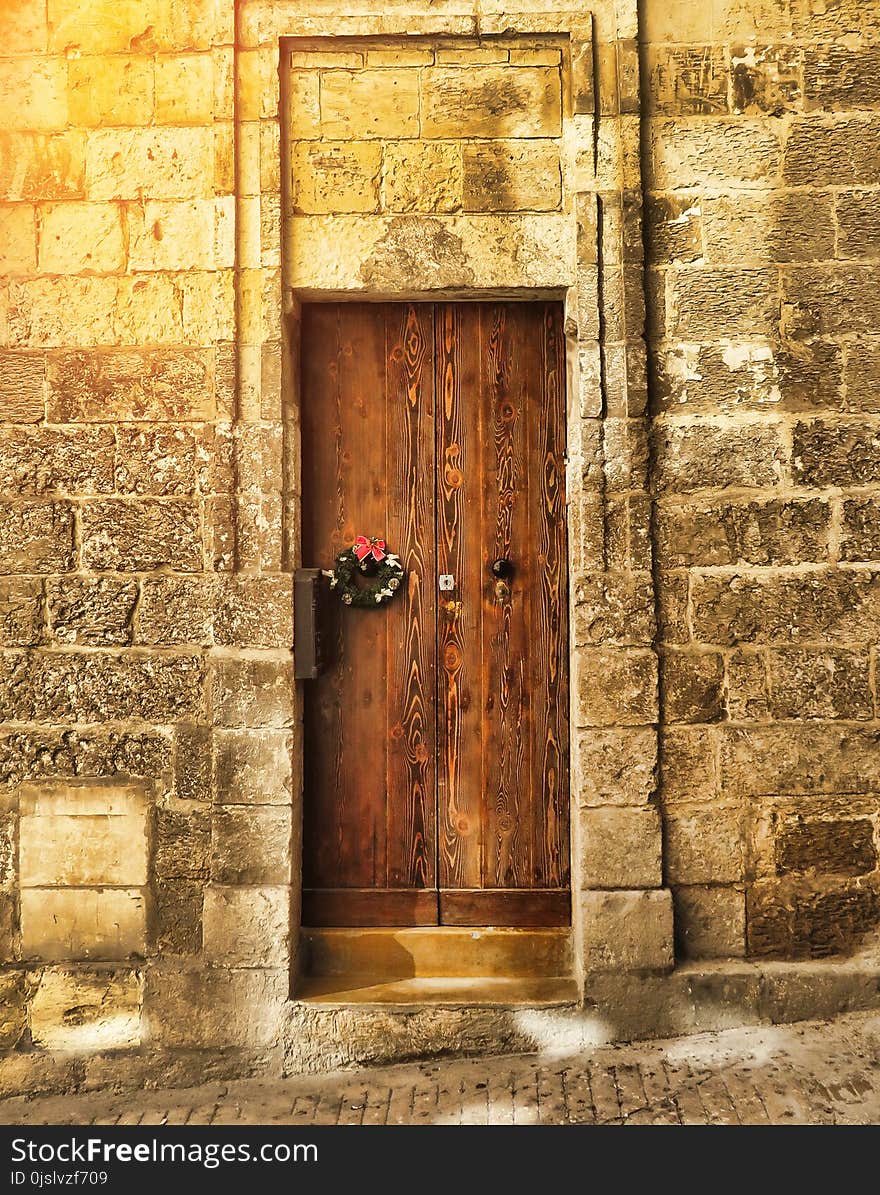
top-left (444, 600), bottom-right (463, 615)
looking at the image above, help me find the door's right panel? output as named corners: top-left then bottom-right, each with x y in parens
top-left (436, 302), bottom-right (570, 926)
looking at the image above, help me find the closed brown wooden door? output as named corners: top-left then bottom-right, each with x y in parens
top-left (301, 301), bottom-right (569, 927)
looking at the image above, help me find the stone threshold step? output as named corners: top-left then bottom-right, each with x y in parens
top-left (300, 926), bottom-right (572, 980)
top-left (294, 974), bottom-right (580, 1006)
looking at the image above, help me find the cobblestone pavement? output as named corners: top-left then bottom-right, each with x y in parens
top-left (4, 1011), bottom-right (880, 1125)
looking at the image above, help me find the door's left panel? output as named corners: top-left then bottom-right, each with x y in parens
top-left (301, 304), bottom-right (439, 926)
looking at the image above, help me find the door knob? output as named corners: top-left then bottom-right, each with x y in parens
top-left (491, 557), bottom-right (513, 580)
top-left (444, 600), bottom-right (463, 616)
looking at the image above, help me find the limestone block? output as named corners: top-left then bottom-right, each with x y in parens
top-left (30, 967), bottom-right (141, 1051)
top-left (85, 127), bottom-right (213, 200)
top-left (155, 808), bottom-right (210, 880)
top-left (655, 497), bottom-right (831, 569)
top-left (211, 807), bottom-right (291, 885)
top-left (115, 427), bottom-right (197, 496)
top-left (289, 142), bottom-right (381, 215)
top-left (366, 48), bottom-right (434, 67)
top-left (793, 419), bottom-right (880, 487)
top-left (726, 651), bottom-right (771, 722)
top-left (211, 658), bottom-right (295, 729)
top-left (178, 268), bottom-right (235, 342)
top-left (0, 426), bottom-right (114, 496)
top-left (701, 193), bottom-right (835, 266)
top-left (0, 578), bottom-right (41, 647)
top-left (580, 889), bottom-right (674, 973)
top-left (214, 576), bottom-right (291, 648)
top-left (776, 816), bottom-right (877, 878)
top-left (0, 131), bottom-right (85, 202)
top-left (47, 577), bottom-right (138, 646)
top-left (154, 879), bottom-right (202, 955)
top-left (0, 729), bottom-right (170, 792)
top-left (128, 200), bottom-right (215, 271)
top-left (673, 885), bottom-right (746, 959)
top-left (144, 965), bottom-right (288, 1049)
top-left (574, 571), bottom-right (656, 647)
top-left (602, 418), bottom-right (649, 491)
top-left (288, 71), bottom-right (321, 139)
top-left (671, 266), bottom-right (777, 339)
top-left (837, 190), bottom-right (880, 259)
top-left (575, 727), bottom-right (657, 807)
top-left (690, 570), bottom-right (880, 647)
top-left (652, 419), bottom-right (784, 493)
top-left (0, 501), bottom-right (75, 574)
top-left (287, 213), bottom-right (574, 293)
top-left (842, 497), bottom-right (880, 561)
top-left (651, 118), bottom-right (782, 189)
top-left (67, 55), bottom-right (154, 127)
top-left (203, 885), bottom-right (290, 966)
top-left (47, 348), bottom-right (214, 422)
top-left (80, 498), bottom-right (202, 571)
top-left (319, 70), bottom-right (419, 139)
top-left (214, 729), bottom-right (293, 805)
top-left (0, 972), bottom-right (33, 1049)
top-left (646, 44), bottom-right (730, 116)
top-left (580, 806), bottom-right (663, 888)
top-left (0, 205), bottom-right (36, 275)
top-left (747, 876), bottom-right (880, 959)
top-left (664, 805), bottom-right (745, 885)
top-left (656, 570), bottom-right (689, 645)
top-left (644, 193), bottom-right (702, 266)
top-left (0, 0), bottom-right (48, 53)
top-left (659, 726), bottom-right (720, 804)
top-left (719, 724), bottom-right (880, 798)
top-left (661, 650), bottom-right (725, 724)
top-left (422, 66), bottom-right (561, 138)
top-left (576, 648), bottom-right (658, 728)
top-left (768, 649), bottom-right (872, 720)
top-left (462, 141), bottom-right (561, 212)
top-left (137, 577), bottom-right (214, 646)
top-left (784, 265), bottom-right (880, 336)
top-left (731, 44), bottom-right (802, 115)
top-left (19, 781), bottom-right (148, 887)
top-left (804, 45), bottom-right (880, 112)
top-left (784, 116), bottom-right (880, 187)
top-left (0, 351), bottom-right (45, 422)
top-left (20, 889), bottom-right (146, 960)
top-left (0, 59), bottom-right (67, 131)
top-left (113, 274), bottom-right (185, 345)
top-left (155, 54), bottom-right (213, 124)
top-left (383, 141), bottom-right (462, 214)
top-left (173, 724), bottom-right (212, 804)
top-left (0, 651), bottom-right (205, 723)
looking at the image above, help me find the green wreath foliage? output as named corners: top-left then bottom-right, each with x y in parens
top-left (329, 547), bottom-right (405, 608)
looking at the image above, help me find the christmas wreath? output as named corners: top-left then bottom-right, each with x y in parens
top-left (328, 536), bottom-right (405, 608)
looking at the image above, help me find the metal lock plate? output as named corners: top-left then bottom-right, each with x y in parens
top-left (439, 574), bottom-right (455, 591)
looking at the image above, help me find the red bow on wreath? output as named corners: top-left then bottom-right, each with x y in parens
top-left (354, 535), bottom-right (387, 563)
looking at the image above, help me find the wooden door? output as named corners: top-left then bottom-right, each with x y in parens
top-left (301, 302), bottom-right (569, 928)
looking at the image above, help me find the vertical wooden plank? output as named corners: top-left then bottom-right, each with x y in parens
top-left (530, 302), bottom-right (569, 887)
top-left (385, 304), bottom-right (437, 892)
top-left (301, 303), bottom-right (389, 892)
top-left (481, 302), bottom-right (535, 890)
top-left (436, 303), bottom-right (482, 891)
top-left (301, 302), bottom-right (438, 921)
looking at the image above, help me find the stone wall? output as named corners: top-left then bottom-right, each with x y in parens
top-left (0, 0), bottom-right (293, 1093)
top-left (643, 0), bottom-right (880, 961)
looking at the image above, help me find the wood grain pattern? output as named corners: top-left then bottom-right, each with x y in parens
top-left (301, 303), bottom-right (437, 923)
top-left (301, 301), bottom-right (569, 928)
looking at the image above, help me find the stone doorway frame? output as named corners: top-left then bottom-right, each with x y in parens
top-left (231, 0), bottom-right (671, 1003)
